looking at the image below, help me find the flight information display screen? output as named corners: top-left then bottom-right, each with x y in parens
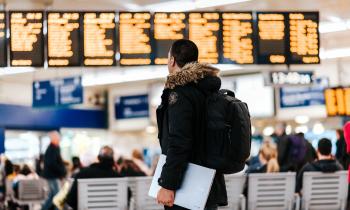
top-left (83, 12), bottom-right (116, 66)
top-left (256, 12), bottom-right (287, 64)
top-left (221, 12), bottom-right (254, 64)
top-left (189, 12), bottom-right (220, 64)
top-left (153, 12), bottom-right (187, 65)
top-left (324, 87), bottom-right (350, 116)
top-left (0, 12), bottom-right (7, 67)
top-left (288, 12), bottom-right (320, 64)
top-left (47, 12), bottom-right (81, 67)
top-left (119, 12), bottom-right (152, 66)
top-left (10, 11), bottom-right (44, 66)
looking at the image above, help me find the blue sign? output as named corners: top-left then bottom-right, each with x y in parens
top-left (115, 94), bottom-right (149, 119)
top-left (33, 76), bottom-right (83, 107)
top-left (0, 128), bottom-right (4, 154)
top-left (280, 78), bottom-right (328, 108)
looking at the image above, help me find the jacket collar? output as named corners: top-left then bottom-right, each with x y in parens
top-left (165, 62), bottom-right (220, 89)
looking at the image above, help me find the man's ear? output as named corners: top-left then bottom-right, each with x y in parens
top-left (170, 56), bottom-right (176, 67)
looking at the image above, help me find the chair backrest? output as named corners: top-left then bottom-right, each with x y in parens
top-left (130, 177), bottom-right (163, 210)
top-left (18, 179), bottom-right (45, 200)
top-left (302, 171), bottom-right (348, 210)
top-left (247, 172), bottom-right (296, 210)
top-left (78, 178), bottom-right (128, 210)
top-left (219, 174), bottom-right (246, 210)
top-left (5, 179), bottom-right (14, 198)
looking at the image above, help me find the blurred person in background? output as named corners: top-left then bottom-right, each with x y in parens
top-left (336, 129), bottom-right (348, 169)
top-left (343, 122), bottom-right (350, 209)
top-left (42, 131), bottom-right (67, 210)
top-left (246, 139), bottom-right (279, 173)
top-left (132, 149), bottom-right (152, 175)
top-left (296, 138), bottom-right (343, 193)
top-left (35, 154), bottom-right (44, 177)
top-left (272, 122), bottom-right (290, 170)
top-left (66, 146), bottom-right (121, 210)
top-left (71, 156), bottom-right (82, 177)
top-left (120, 159), bottom-right (147, 177)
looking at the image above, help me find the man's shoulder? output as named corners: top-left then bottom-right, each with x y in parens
top-left (76, 165), bottom-right (120, 179)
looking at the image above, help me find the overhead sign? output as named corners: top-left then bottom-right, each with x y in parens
top-left (115, 94), bottom-right (149, 119)
top-left (0, 127), bottom-right (4, 154)
top-left (266, 71), bottom-right (314, 86)
top-left (0, 12), bottom-right (6, 67)
top-left (280, 77), bottom-right (328, 108)
top-left (33, 76), bottom-right (83, 108)
top-left (324, 87), bottom-right (350, 116)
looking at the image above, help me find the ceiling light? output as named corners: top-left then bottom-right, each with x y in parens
top-left (143, 0), bottom-right (195, 12)
top-left (319, 20), bottom-right (350, 33)
top-left (194, 0), bottom-right (251, 9)
top-left (285, 125), bottom-right (292, 135)
top-left (263, 126), bottom-right (274, 136)
top-left (295, 125), bottom-right (309, 134)
top-left (295, 115), bottom-right (310, 124)
top-left (320, 47), bottom-right (350, 59)
top-left (312, 123), bottom-right (325, 135)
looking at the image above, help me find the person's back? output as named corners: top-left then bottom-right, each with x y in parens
top-left (43, 143), bottom-right (66, 179)
top-left (296, 138), bottom-right (343, 193)
top-left (66, 146), bottom-right (121, 210)
top-left (156, 39), bottom-right (226, 210)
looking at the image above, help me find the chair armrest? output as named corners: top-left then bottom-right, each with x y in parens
top-left (294, 193), bottom-right (300, 210)
top-left (239, 194), bottom-right (246, 210)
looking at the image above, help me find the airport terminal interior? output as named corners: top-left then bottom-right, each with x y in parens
top-left (0, 0), bottom-right (350, 209)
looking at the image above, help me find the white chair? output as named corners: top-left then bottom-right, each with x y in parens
top-left (301, 171), bottom-right (348, 210)
top-left (247, 172), bottom-right (297, 210)
top-left (219, 174), bottom-right (246, 210)
top-left (129, 177), bottom-right (163, 210)
top-left (14, 179), bottom-right (46, 210)
top-left (5, 179), bottom-right (15, 201)
top-left (78, 178), bottom-right (128, 210)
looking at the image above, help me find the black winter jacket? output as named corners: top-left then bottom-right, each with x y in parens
top-left (296, 159), bottom-right (343, 193)
top-left (42, 144), bottom-right (66, 179)
top-left (66, 162), bottom-right (121, 210)
top-left (157, 62), bottom-right (227, 206)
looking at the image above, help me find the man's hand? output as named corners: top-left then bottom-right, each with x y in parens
top-left (157, 187), bottom-right (175, 207)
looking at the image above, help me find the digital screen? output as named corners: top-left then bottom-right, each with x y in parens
top-left (221, 12), bottom-right (254, 64)
top-left (256, 12), bottom-right (287, 64)
top-left (47, 12), bottom-right (81, 67)
top-left (0, 12), bottom-right (7, 67)
top-left (189, 12), bottom-right (220, 64)
top-left (10, 11), bottom-right (44, 67)
top-left (119, 12), bottom-right (152, 66)
top-left (153, 12), bottom-right (187, 65)
top-left (83, 12), bottom-right (116, 66)
top-left (288, 12), bottom-right (320, 64)
top-left (324, 87), bottom-right (350, 116)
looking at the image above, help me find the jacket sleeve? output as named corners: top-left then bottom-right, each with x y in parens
top-left (66, 177), bottom-right (78, 209)
top-left (158, 90), bottom-right (193, 190)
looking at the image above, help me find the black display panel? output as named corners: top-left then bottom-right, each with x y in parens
top-left (288, 12), bottom-right (320, 64)
top-left (0, 12), bottom-right (7, 67)
top-left (221, 12), bottom-right (254, 64)
top-left (256, 12), bottom-right (287, 64)
top-left (119, 12), bottom-right (152, 66)
top-left (10, 11), bottom-right (44, 67)
top-left (153, 12), bottom-right (187, 65)
top-left (83, 12), bottom-right (116, 66)
top-left (189, 12), bottom-right (220, 64)
top-left (47, 12), bottom-right (81, 67)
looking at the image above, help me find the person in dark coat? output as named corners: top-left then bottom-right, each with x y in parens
top-left (336, 129), bottom-right (348, 169)
top-left (296, 138), bottom-right (343, 193)
top-left (156, 39), bottom-right (226, 210)
top-left (66, 146), bottom-right (121, 210)
top-left (42, 131), bottom-right (67, 210)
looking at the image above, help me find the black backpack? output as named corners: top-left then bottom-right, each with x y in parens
top-left (203, 89), bottom-right (251, 174)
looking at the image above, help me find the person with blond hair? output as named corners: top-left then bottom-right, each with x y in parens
top-left (247, 139), bottom-right (280, 173)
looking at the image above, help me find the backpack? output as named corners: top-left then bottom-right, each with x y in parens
top-left (203, 89), bottom-right (251, 174)
top-left (288, 135), bottom-right (307, 164)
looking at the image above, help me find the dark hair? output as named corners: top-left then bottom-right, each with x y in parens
top-left (72, 156), bottom-right (82, 169)
top-left (318, 138), bottom-right (332, 156)
top-left (170, 39), bottom-right (198, 68)
top-left (20, 164), bottom-right (32, 176)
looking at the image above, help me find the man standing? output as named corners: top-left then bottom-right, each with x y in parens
top-left (42, 131), bottom-right (66, 210)
top-left (156, 39), bottom-right (226, 210)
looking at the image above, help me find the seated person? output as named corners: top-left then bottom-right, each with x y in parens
top-left (246, 139), bottom-right (280, 173)
top-left (66, 146), bottom-right (121, 210)
top-left (296, 138), bottom-right (343, 193)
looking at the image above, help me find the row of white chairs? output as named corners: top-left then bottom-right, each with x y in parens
top-left (8, 171), bottom-right (349, 210)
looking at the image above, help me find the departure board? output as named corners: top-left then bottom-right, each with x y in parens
top-left (47, 12), bottom-right (81, 67)
top-left (288, 12), bottom-right (320, 64)
top-left (153, 12), bottom-right (187, 65)
top-left (83, 12), bottom-right (116, 66)
top-left (189, 12), bottom-right (220, 64)
top-left (257, 12), bottom-right (287, 64)
top-left (119, 12), bottom-right (152, 66)
top-left (222, 12), bottom-right (254, 64)
top-left (0, 12), bottom-right (6, 67)
top-left (324, 87), bottom-right (350, 116)
top-left (10, 11), bottom-right (44, 66)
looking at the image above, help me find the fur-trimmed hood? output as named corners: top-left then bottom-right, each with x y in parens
top-left (165, 62), bottom-right (220, 89)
